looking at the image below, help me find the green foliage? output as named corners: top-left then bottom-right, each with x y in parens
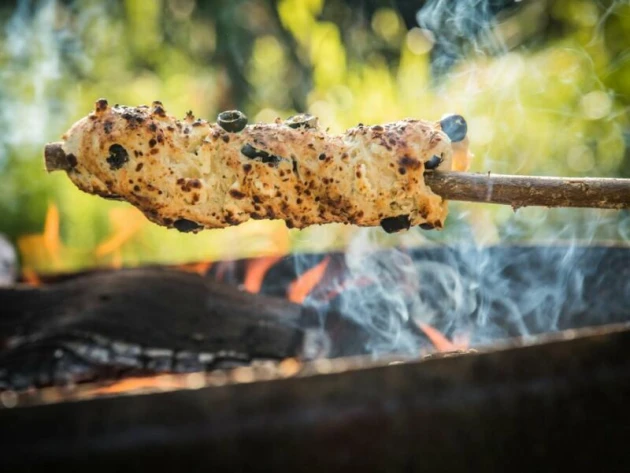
top-left (0, 0), bottom-right (629, 274)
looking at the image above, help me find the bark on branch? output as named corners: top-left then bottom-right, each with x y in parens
top-left (425, 171), bottom-right (630, 210)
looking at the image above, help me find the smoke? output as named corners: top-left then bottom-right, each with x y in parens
top-left (416, 0), bottom-right (514, 77)
top-left (301, 0), bottom-right (630, 355)
top-left (0, 0), bottom-right (101, 167)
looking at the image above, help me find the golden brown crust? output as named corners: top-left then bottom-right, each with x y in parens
top-left (48, 99), bottom-right (465, 233)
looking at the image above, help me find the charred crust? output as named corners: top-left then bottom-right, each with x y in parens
top-left (398, 167), bottom-right (407, 175)
top-left (95, 98), bottom-right (108, 112)
top-left (178, 178), bottom-right (202, 192)
top-left (149, 138), bottom-right (157, 148)
top-left (153, 106), bottom-right (166, 117)
top-left (318, 153), bottom-right (326, 161)
top-left (122, 111), bottom-right (145, 125)
top-left (148, 123), bottom-right (158, 132)
top-left (380, 215), bottom-right (411, 234)
top-left (221, 135), bottom-right (230, 143)
top-left (173, 218), bottom-right (202, 233)
top-left (419, 222), bottom-right (435, 230)
top-left (106, 144), bottom-right (129, 170)
top-left (135, 163), bottom-right (144, 171)
top-left (253, 195), bottom-right (263, 204)
top-left (229, 189), bottom-right (246, 199)
top-left (224, 212), bottom-right (240, 225)
top-left (398, 155), bottom-right (421, 170)
top-left (104, 121), bottom-right (113, 133)
top-left (243, 163), bottom-right (252, 173)
top-left (66, 153), bottom-right (78, 168)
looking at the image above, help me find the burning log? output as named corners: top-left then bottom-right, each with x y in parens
top-left (0, 268), bottom-right (349, 390)
top-left (425, 171), bottom-right (630, 209)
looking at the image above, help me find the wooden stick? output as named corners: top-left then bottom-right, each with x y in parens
top-left (425, 171), bottom-right (630, 210)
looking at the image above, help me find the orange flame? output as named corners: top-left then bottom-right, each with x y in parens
top-left (95, 208), bottom-right (146, 267)
top-left (42, 203), bottom-right (61, 264)
top-left (17, 203), bottom-right (65, 278)
top-left (243, 255), bottom-right (283, 293)
top-left (21, 267), bottom-right (42, 286)
top-left (287, 256), bottom-right (330, 304)
top-left (177, 261), bottom-right (214, 276)
top-left (83, 375), bottom-right (191, 396)
top-left (416, 322), bottom-right (469, 352)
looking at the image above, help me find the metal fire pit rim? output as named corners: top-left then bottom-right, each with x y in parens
top-left (2, 319), bottom-right (630, 472)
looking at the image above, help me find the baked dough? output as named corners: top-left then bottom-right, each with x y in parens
top-left (44, 99), bottom-right (470, 233)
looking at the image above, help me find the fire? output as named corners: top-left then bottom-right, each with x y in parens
top-left (42, 203), bottom-right (61, 264)
top-left (243, 255), bottom-right (283, 293)
top-left (83, 375), bottom-right (194, 396)
top-left (95, 207), bottom-right (146, 267)
top-left (17, 203), bottom-right (66, 279)
top-left (287, 256), bottom-right (330, 304)
top-left (177, 261), bottom-right (213, 276)
top-left (416, 322), bottom-right (469, 352)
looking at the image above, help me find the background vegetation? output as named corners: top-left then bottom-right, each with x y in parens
top-left (1, 0), bottom-right (629, 275)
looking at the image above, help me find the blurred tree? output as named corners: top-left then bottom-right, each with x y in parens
top-left (0, 0), bottom-right (629, 273)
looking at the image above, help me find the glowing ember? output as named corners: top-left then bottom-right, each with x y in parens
top-left (243, 255), bottom-right (283, 293)
top-left (287, 256), bottom-right (330, 304)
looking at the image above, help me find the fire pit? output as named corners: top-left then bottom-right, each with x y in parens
top-left (1, 243), bottom-right (629, 471)
top-left (3, 1), bottom-right (630, 471)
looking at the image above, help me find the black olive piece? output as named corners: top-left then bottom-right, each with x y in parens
top-left (439, 114), bottom-right (467, 142)
top-left (419, 223), bottom-right (435, 230)
top-left (218, 110), bottom-right (248, 133)
top-left (380, 215), bottom-right (411, 234)
top-left (285, 113), bottom-right (318, 129)
top-left (173, 219), bottom-right (202, 233)
top-left (240, 144), bottom-right (282, 165)
top-left (241, 144), bottom-right (259, 159)
top-left (424, 155), bottom-right (443, 170)
top-left (106, 144), bottom-right (129, 170)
